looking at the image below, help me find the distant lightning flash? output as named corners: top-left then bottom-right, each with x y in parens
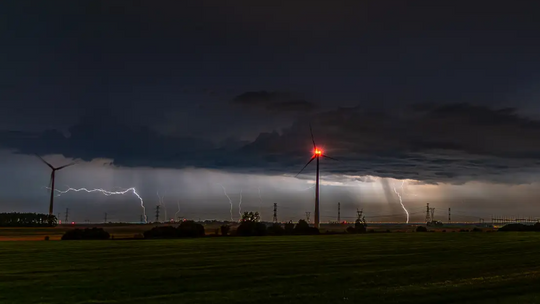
top-left (300, 185), bottom-right (315, 191)
top-left (175, 200), bottom-right (181, 221)
top-left (238, 188), bottom-right (243, 220)
top-left (221, 185), bottom-right (234, 221)
top-left (53, 187), bottom-right (148, 223)
top-left (393, 180), bottom-right (409, 224)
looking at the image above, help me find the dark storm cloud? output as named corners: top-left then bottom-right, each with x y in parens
top-left (3, 103), bottom-right (540, 184)
top-left (265, 100), bottom-right (317, 113)
top-left (232, 91), bottom-right (317, 113)
top-left (4, 1), bottom-right (540, 184)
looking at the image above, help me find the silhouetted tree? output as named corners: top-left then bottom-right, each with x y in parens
top-left (498, 223), bottom-right (540, 232)
top-left (284, 221), bottom-right (295, 234)
top-left (177, 220), bottom-right (205, 237)
top-left (237, 211), bottom-right (266, 236)
top-left (347, 218), bottom-right (367, 234)
top-left (267, 223), bottom-right (285, 236)
top-left (143, 226), bottom-right (178, 239)
top-left (0, 212), bottom-right (57, 227)
top-left (220, 225), bottom-right (230, 236)
top-left (294, 219), bottom-right (319, 235)
top-left (241, 211), bottom-right (261, 222)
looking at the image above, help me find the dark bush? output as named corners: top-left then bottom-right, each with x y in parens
top-left (416, 226), bottom-right (428, 232)
top-left (44, 236), bottom-right (50, 241)
top-left (267, 223), bottom-right (285, 236)
top-left (236, 211), bottom-right (266, 236)
top-left (294, 219), bottom-right (310, 231)
top-left (62, 228), bottom-right (110, 240)
top-left (471, 227), bottom-right (483, 232)
top-left (284, 221), bottom-right (295, 234)
top-left (236, 221), bottom-right (267, 236)
top-left (459, 229), bottom-right (469, 232)
top-left (220, 225), bottom-right (230, 236)
top-left (347, 221), bottom-right (367, 234)
top-left (294, 220), bottom-right (319, 235)
top-left (0, 212), bottom-right (57, 227)
top-left (177, 221), bottom-right (205, 237)
top-left (498, 223), bottom-right (540, 232)
top-left (143, 226), bottom-right (178, 239)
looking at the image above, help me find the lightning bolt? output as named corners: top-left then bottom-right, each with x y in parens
top-left (221, 185), bottom-right (233, 222)
top-left (53, 187), bottom-right (148, 223)
top-left (238, 188), bottom-right (243, 220)
top-left (393, 180), bottom-right (409, 224)
top-left (300, 185), bottom-right (315, 191)
top-left (175, 200), bottom-right (181, 222)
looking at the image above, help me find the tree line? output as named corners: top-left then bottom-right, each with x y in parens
top-left (0, 212), bottom-right (57, 227)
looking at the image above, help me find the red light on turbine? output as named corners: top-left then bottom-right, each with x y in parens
top-left (71, 221), bottom-right (75, 225)
top-left (315, 149), bottom-right (322, 155)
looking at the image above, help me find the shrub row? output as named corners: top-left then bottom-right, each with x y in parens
top-left (143, 221), bottom-right (205, 239)
top-left (0, 212), bottom-right (57, 227)
top-left (498, 223), bottom-right (540, 232)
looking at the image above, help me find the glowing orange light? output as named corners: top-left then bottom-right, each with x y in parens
top-left (315, 149), bottom-right (322, 155)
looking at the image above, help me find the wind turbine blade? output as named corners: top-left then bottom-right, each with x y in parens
top-left (56, 162), bottom-right (75, 170)
top-left (36, 155), bottom-right (54, 170)
top-left (309, 124), bottom-right (316, 148)
top-left (322, 155), bottom-right (338, 161)
top-left (295, 156), bottom-right (316, 177)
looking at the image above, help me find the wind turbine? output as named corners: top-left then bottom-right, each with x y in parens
top-left (296, 125), bottom-right (337, 228)
top-left (37, 155), bottom-right (75, 222)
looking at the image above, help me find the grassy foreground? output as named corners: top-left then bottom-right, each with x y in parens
top-left (1, 233), bottom-right (540, 304)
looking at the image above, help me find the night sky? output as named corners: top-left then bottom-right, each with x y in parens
top-left (2, 1), bottom-right (540, 222)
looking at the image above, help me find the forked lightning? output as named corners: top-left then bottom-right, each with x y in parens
top-left (53, 187), bottom-right (148, 223)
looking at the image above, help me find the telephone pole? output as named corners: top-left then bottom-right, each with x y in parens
top-left (65, 208), bottom-right (69, 223)
top-left (448, 208), bottom-right (451, 223)
top-left (337, 202), bottom-right (341, 223)
top-left (155, 205), bottom-right (160, 223)
top-left (425, 203), bottom-right (430, 223)
top-left (273, 203), bottom-right (278, 223)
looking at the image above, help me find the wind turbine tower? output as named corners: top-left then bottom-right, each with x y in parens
top-left (37, 155), bottom-right (75, 221)
top-left (296, 125), bottom-right (337, 228)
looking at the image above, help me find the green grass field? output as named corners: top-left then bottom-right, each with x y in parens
top-left (1, 233), bottom-right (540, 304)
